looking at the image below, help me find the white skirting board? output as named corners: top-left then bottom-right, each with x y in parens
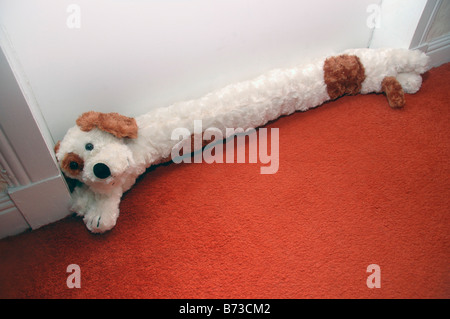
top-left (413, 34), bottom-right (450, 68)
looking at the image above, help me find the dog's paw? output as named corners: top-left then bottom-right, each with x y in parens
top-left (83, 211), bottom-right (118, 233)
top-left (70, 185), bottom-right (95, 217)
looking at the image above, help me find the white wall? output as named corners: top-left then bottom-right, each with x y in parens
top-left (0, 0), bottom-right (378, 142)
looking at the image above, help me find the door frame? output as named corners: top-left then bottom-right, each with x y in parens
top-left (410, 0), bottom-right (450, 67)
top-left (0, 27), bottom-right (71, 239)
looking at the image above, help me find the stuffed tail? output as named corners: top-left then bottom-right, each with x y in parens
top-left (381, 49), bottom-right (429, 107)
top-left (388, 48), bottom-right (430, 75)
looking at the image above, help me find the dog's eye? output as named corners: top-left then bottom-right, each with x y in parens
top-left (85, 143), bottom-right (94, 151)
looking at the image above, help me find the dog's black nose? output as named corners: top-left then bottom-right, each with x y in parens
top-left (93, 163), bottom-right (111, 179)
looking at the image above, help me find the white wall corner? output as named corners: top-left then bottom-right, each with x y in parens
top-left (369, 0), bottom-right (428, 49)
top-left (409, 0), bottom-right (450, 67)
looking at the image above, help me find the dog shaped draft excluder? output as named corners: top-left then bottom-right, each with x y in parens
top-left (54, 48), bottom-right (429, 233)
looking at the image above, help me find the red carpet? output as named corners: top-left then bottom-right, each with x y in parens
top-left (1, 63), bottom-right (449, 299)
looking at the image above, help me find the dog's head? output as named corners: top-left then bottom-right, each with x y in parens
top-left (55, 111), bottom-right (138, 192)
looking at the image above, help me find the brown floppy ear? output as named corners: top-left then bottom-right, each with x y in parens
top-left (76, 111), bottom-right (101, 132)
top-left (76, 111), bottom-right (138, 139)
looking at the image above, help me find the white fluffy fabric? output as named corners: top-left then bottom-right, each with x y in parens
top-left (56, 48), bottom-right (429, 233)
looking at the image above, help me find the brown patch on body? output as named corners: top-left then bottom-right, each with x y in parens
top-left (323, 54), bottom-right (366, 100)
top-left (61, 152), bottom-right (84, 177)
top-left (76, 111), bottom-right (138, 139)
top-left (381, 76), bottom-right (405, 108)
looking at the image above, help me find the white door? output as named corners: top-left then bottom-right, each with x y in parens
top-left (0, 35), bottom-right (71, 239)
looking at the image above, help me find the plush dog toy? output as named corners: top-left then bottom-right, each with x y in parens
top-left (55, 48), bottom-right (429, 233)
